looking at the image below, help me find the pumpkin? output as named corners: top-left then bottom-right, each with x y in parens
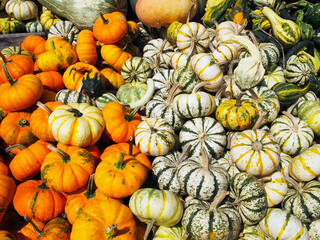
top-left (0, 155), bottom-right (8, 176)
top-left (39, 9), bottom-right (61, 30)
top-left (143, 38), bottom-right (174, 67)
top-left (5, 0), bottom-right (38, 20)
top-left (0, 16), bottom-right (25, 34)
top-left (48, 103), bottom-right (105, 147)
top-left (170, 51), bottom-right (192, 69)
top-left (121, 56), bottom-right (152, 83)
top-left (171, 67), bottom-right (200, 94)
top-left (9, 140), bottom-right (50, 182)
top-left (129, 188), bottom-right (184, 240)
top-left (41, 144), bottom-right (95, 193)
top-left (1, 46), bottom-right (33, 59)
top-left (216, 151), bottom-right (241, 178)
top-left (55, 89), bottom-right (96, 106)
top-left (20, 35), bottom-right (46, 59)
top-left (26, 21), bottom-right (46, 33)
top-left (95, 151), bottom-right (147, 199)
top-left (211, 42), bottom-right (240, 66)
top-left (182, 191), bottom-right (242, 240)
top-left (15, 217), bottom-right (45, 240)
top-left (38, 0), bottom-right (128, 30)
top-left (102, 101), bottom-right (141, 143)
top-left (179, 116), bottom-right (227, 159)
top-left (76, 29), bottom-right (98, 65)
top-left (100, 67), bottom-right (125, 89)
top-left (95, 92), bottom-right (120, 110)
top-left (35, 71), bottom-right (64, 92)
top-left (45, 36), bottom-right (76, 52)
top-left (298, 100), bottom-right (320, 137)
top-left (13, 180), bottom-right (66, 222)
top-left (100, 44), bottom-right (133, 72)
top-left (0, 53), bottom-right (34, 85)
top-left (135, 118), bottom-right (176, 156)
top-left (0, 174), bottom-right (16, 223)
top-left (152, 69), bottom-right (175, 96)
top-left (230, 172), bottom-right (268, 225)
top-left (47, 20), bottom-right (79, 46)
top-left (177, 147), bottom-right (230, 201)
top-left (71, 199), bottom-right (136, 240)
top-left (308, 219), bottom-right (320, 240)
top-left (291, 91), bottom-right (319, 116)
top-left (153, 226), bottom-right (189, 240)
top-left (82, 72), bottom-right (108, 99)
top-left (0, 230), bottom-right (15, 240)
top-left (258, 208), bottom-right (309, 239)
top-left (0, 112), bottom-right (37, 146)
top-left (135, 0), bottom-right (197, 28)
top-left (93, 11), bottom-right (127, 45)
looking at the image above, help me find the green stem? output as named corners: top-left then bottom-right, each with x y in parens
top-left (144, 219), bottom-right (155, 240)
top-left (24, 215), bottom-right (42, 237)
top-left (2, 62), bottom-right (16, 86)
top-left (100, 12), bottom-right (109, 25)
top-left (67, 108), bottom-right (83, 117)
top-left (47, 144), bottom-right (70, 163)
top-left (50, 38), bottom-right (56, 50)
top-left (84, 174), bottom-right (96, 199)
top-left (5, 144), bottom-right (27, 153)
top-left (113, 151), bottom-right (126, 170)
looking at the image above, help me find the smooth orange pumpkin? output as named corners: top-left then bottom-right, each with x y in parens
top-left (21, 35), bottom-right (46, 59)
top-left (76, 29), bottom-right (98, 65)
top-left (0, 174), bottom-right (16, 223)
top-left (100, 44), bottom-right (132, 72)
top-left (15, 217), bottom-right (45, 240)
top-left (100, 67), bottom-right (125, 89)
top-left (35, 71), bottom-right (64, 92)
top-left (0, 230), bottom-right (16, 240)
top-left (0, 154), bottom-right (8, 176)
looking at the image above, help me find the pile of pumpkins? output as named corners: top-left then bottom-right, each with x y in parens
top-left (1, 0), bottom-right (320, 239)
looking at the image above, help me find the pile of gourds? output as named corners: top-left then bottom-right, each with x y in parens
top-left (1, 0), bottom-right (320, 239)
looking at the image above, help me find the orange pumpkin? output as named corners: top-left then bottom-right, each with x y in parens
top-left (95, 151), bottom-right (147, 199)
top-left (38, 89), bottom-right (56, 103)
top-left (102, 101), bottom-right (142, 143)
top-left (0, 53), bottom-right (34, 84)
top-left (30, 101), bottom-right (64, 142)
top-left (0, 230), bottom-right (16, 240)
top-left (93, 11), bottom-right (128, 45)
top-left (13, 180), bottom-right (66, 222)
top-left (100, 67), bottom-right (125, 89)
top-left (0, 174), bottom-right (16, 223)
top-left (21, 35), bottom-right (46, 59)
top-left (41, 144), bottom-right (95, 193)
top-left (0, 112), bottom-right (38, 146)
top-left (15, 217), bottom-right (45, 240)
top-left (9, 140), bottom-right (50, 182)
top-left (0, 154), bottom-right (8, 176)
top-left (45, 36), bottom-right (76, 51)
top-left (35, 71), bottom-right (64, 92)
top-left (70, 199), bottom-right (137, 240)
top-left (102, 138), bottom-right (151, 172)
top-left (0, 106), bottom-right (9, 123)
top-left (100, 44), bottom-right (132, 72)
top-left (85, 144), bottom-right (101, 166)
top-left (76, 29), bottom-right (98, 65)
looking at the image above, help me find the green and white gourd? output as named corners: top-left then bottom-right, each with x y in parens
top-left (229, 172), bottom-right (268, 225)
top-left (1, 46), bottom-right (33, 59)
top-left (170, 68), bottom-right (200, 93)
top-left (221, 76), bottom-right (243, 99)
top-left (308, 219), bottom-right (320, 240)
top-left (279, 152), bottom-right (292, 177)
top-left (172, 82), bottom-right (216, 119)
top-left (170, 51), bottom-right (192, 69)
top-left (284, 54), bottom-right (313, 87)
top-left (260, 65), bottom-right (286, 89)
top-left (190, 53), bottom-right (224, 92)
top-left (135, 118), bottom-right (176, 156)
top-left (291, 91), bottom-right (319, 116)
top-left (270, 111), bottom-right (314, 156)
top-left (5, 0), bottom-right (38, 20)
top-left (216, 151), bottom-right (240, 178)
top-left (95, 92), bottom-right (121, 110)
top-left (182, 191), bottom-right (242, 240)
top-left (26, 21), bottom-right (45, 33)
top-left (282, 178), bottom-right (320, 224)
top-left (55, 89), bottom-right (95, 106)
top-left (152, 69), bottom-right (174, 97)
top-left (120, 56), bottom-right (152, 83)
top-left (177, 147), bottom-right (229, 201)
top-left (242, 86), bottom-right (280, 124)
top-left (258, 208), bottom-right (310, 240)
top-left (48, 20), bottom-right (79, 45)
top-left (144, 56), bottom-right (169, 75)
top-left (211, 42), bottom-right (239, 66)
top-left (238, 225), bottom-right (270, 240)
top-left (143, 38), bottom-right (174, 67)
top-left (215, 20), bottom-right (247, 42)
top-left (298, 100), bottom-right (320, 137)
top-left (153, 225), bottom-right (191, 240)
top-left (179, 116), bottom-right (227, 159)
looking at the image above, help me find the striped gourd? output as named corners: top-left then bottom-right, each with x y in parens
top-left (40, 10), bottom-right (61, 31)
top-left (211, 42), bottom-right (239, 66)
top-left (298, 100), bottom-right (320, 136)
top-left (170, 51), bottom-right (192, 69)
top-left (120, 56), bottom-right (152, 83)
top-left (261, 171), bottom-right (288, 207)
top-left (270, 111), bottom-right (314, 156)
top-left (190, 53), bottom-right (224, 92)
top-left (144, 56), bottom-right (169, 75)
top-left (289, 144), bottom-right (320, 182)
top-left (26, 21), bottom-right (45, 33)
top-left (230, 129), bottom-right (280, 176)
top-left (216, 151), bottom-right (240, 178)
top-left (284, 54), bottom-right (313, 87)
top-left (135, 118), bottom-right (175, 156)
top-left (271, 81), bottom-right (310, 105)
top-left (152, 69), bottom-right (174, 97)
top-left (152, 148), bottom-right (189, 194)
top-left (5, 0), bottom-right (38, 20)
top-left (291, 91), bottom-right (319, 116)
top-left (48, 20), bottom-right (79, 46)
top-left (182, 192), bottom-right (242, 240)
top-left (258, 208), bottom-right (309, 239)
top-left (215, 20), bottom-right (245, 42)
top-left (143, 38), bottom-right (174, 67)
top-left (177, 147), bottom-right (229, 201)
top-left (215, 94), bottom-right (259, 131)
top-left (308, 219), bottom-right (320, 240)
top-left (170, 68), bottom-right (200, 93)
top-left (230, 172), bottom-right (268, 225)
top-left (146, 93), bottom-right (185, 131)
top-left (279, 152), bottom-right (292, 177)
top-left (242, 86), bottom-right (280, 124)
top-left (129, 188), bottom-right (183, 227)
top-left (95, 93), bottom-right (120, 110)
top-left (153, 226), bottom-right (190, 240)
top-left (239, 42), bottom-right (280, 71)
top-left (0, 46), bottom-right (32, 58)
top-left (261, 65), bottom-right (285, 89)
top-left (176, 22), bottom-right (210, 55)
top-left (282, 179), bottom-right (320, 224)
top-left (55, 89), bottom-right (95, 106)
top-left (221, 76), bottom-right (243, 99)
top-left (172, 83), bottom-right (216, 119)
top-left (179, 116), bottom-right (226, 159)
top-left (238, 225), bottom-right (269, 240)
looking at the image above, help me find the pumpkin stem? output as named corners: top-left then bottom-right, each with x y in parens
top-left (113, 151), bottom-right (126, 170)
top-left (125, 107), bottom-right (140, 122)
top-left (100, 12), bottom-right (109, 25)
top-left (166, 83), bottom-right (180, 104)
top-left (282, 111), bottom-right (300, 132)
top-left (235, 93), bottom-right (244, 107)
top-left (192, 81), bottom-right (210, 93)
top-left (49, 38), bottom-right (56, 51)
top-left (248, 88), bottom-right (259, 103)
top-left (47, 144), bottom-right (71, 163)
top-left (200, 147), bottom-right (210, 169)
top-left (186, 3), bottom-right (196, 24)
top-left (283, 175), bottom-right (303, 194)
top-left (18, 118), bottom-right (29, 127)
top-left (252, 140), bottom-right (263, 151)
top-left (5, 144), bottom-right (27, 153)
top-left (179, 144), bottom-right (192, 164)
top-left (144, 219), bottom-right (155, 240)
top-left (235, 19), bottom-right (248, 35)
top-left (258, 176), bottom-right (272, 183)
top-left (36, 101), bottom-right (52, 115)
top-left (249, 31), bottom-right (259, 48)
top-left (24, 215), bottom-right (42, 237)
top-left (84, 174), bottom-right (96, 199)
top-left (228, 59), bottom-right (239, 76)
top-left (252, 112), bottom-right (267, 130)
top-left (155, 39), bottom-right (168, 67)
top-left (0, 52), bottom-right (8, 63)
top-left (38, 182), bottom-right (49, 190)
top-left (2, 62), bottom-right (16, 86)
top-left (105, 223), bottom-right (118, 239)
top-left (286, 97), bottom-right (304, 115)
top-left (215, 84), bottom-right (227, 99)
top-left (209, 190), bottom-right (229, 211)
top-left (69, 31), bottom-right (75, 45)
top-left (67, 108), bottom-right (83, 117)
top-left (128, 136), bottom-right (134, 155)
